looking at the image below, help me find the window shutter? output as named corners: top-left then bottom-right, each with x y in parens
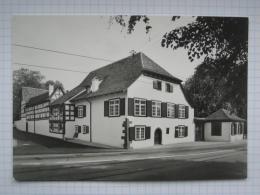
top-left (146, 100), bottom-right (152, 117)
top-left (104, 101), bottom-right (109, 117)
top-left (120, 98), bottom-right (125, 116)
top-left (185, 106), bottom-right (189, 118)
top-left (145, 126), bottom-right (151, 139)
top-left (175, 126), bottom-right (178, 138)
top-left (86, 126), bottom-right (89, 134)
top-left (128, 98), bottom-right (134, 116)
top-left (185, 126), bottom-right (188, 137)
top-left (170, 85), bottom-right (173, 92)
top-left (74, 106), bottom-right (78, 117)
top-left (158, 81), bottom-right (162, 90)
top-left (83, 105), bottom-right (86, 117)
top-left (78, 126), bottom-right (81, 133)
top-left (129, 127), bottom-right (135, 141)
top-left (161, 103), bottom-right (167, 117)
top-left (175, 104), bottom-right (179, 118)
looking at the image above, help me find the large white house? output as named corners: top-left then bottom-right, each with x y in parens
top-left (15, 52), bottom-right (195, 149)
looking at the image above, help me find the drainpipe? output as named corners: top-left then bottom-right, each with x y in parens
top-left (89, 100), bottom-right (92, 142)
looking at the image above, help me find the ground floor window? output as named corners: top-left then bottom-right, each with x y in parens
top-left (211, 122), bottom-right (222, 136)
top-left (83, 125), bottom-right (89, 134)
top-left (175, 126), bottom-right (187, 138)
top-left (135, 126), bottom-right (145, 140)
top-left (49, 122), bottom-right (64, 134)
top-left (231, 122), bottom-right (243, 135)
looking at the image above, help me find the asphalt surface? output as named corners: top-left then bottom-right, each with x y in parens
top-left (13, 139), bottom-right (247, 181)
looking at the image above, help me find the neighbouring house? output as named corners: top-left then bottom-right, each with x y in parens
top-left (194, 109), bottom-right (246, 142)
top-left (15, 52), bottom-right (195, 149)
top-left (15, 85), bottom-right (65, 139)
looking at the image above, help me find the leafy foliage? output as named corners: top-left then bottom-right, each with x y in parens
top-left (13, 68), bottom-right (64, 121)
top-left (112, 16), bottom-right (248, 117)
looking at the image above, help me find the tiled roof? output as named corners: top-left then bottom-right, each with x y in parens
top-left (21, 87), bottom-right (48, 103)
top-left (26, 92), bottom-right (49, 107)
top-left (71, 52), bottom-right (182, 102)
top-left (205, 109), bottom-right (245, 122)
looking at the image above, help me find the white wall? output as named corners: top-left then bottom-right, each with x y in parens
top-left (127, 74), bottom-right (195, 148)
top-left (65, 121), bottom-right (75, 139)
top-left (204, 122), bottom-right (231, 142)
top-left (35, 119), bottom-right (64, 139)
top-left (14, 118), bottom-right (26, 131)
top-left (90, 92), bottom-right (126, 148)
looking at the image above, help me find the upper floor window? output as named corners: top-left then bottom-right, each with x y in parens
top-left (134, 98), bottom-right (146, 116)
top-left (166, 83), bottom-right (173, 93)
top-left (178, 105), bottom-right (186, 118)
top-left (78, 106), bottom-right (84, 118)
top-left (65, 104), bottom-right (74, 121)
top-left (153, 80), bottom-right (162, 90)
top-left (109, 99), bottom-right (120, 116)
top-left (167, 103), bottom-right (175, 118)
top-left (135, 126), bottom-right (145, 140)
top-left (152, 101), bottom-right (161, 117)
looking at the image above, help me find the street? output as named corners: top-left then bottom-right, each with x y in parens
top-left (13, 131), bottom-right (247, 181)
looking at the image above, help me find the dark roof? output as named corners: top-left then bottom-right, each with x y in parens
top-left (70, 52), bottom-right (182, 102)
top-left (50, 86), bottom-right (85, 106)
top-left (205, 109), bottom-right (245, 122)
top-left (21, 87), bottom-right (48, 103)
top-left (26, 92), bottom-right (49, 107)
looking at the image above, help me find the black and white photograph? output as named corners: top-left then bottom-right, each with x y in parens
top-left (12, 15), bottom-right (248, 181)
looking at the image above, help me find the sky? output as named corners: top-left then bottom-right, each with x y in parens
top-left (12, 16), bottom-right (204, 91)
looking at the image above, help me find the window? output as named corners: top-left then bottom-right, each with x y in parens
top-left (135, 126), bottom-right (145, 140)
top-left (134, 98), bottom-right (146, 116)
top-left (75, 125), bottom-right (81, 133)
top-left (50, 122), bottom-right (63, 134)
top-left (83, 125), bottom-right (89, 134)
top-left (211, 122), bottom-right (222, 136)
top-left (153, 80), bottom-right (162, 90)
top-left (109, 99), bottom-right (120, 116)
top-left (178, 105), bottom-right (186, 118)
top-left (78, 106), bottom-right (83, 118)
top-left (64, 104), bottom-right (75, 121)
top-left (166, 83), bottom-right (173, 93)
top-left (166, 128), bottom-right (170, 134)
top-left (152, 101), bottom-right (161, 117)
top-left (167, 103), bottom-right (175, 118)
top-left (175, 126), bottom-right (187, 138)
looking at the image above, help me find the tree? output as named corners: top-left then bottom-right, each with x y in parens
top-left (13, 68), bottom-right (65, 121)
top-left (112, 16), bottom-right (248, 117)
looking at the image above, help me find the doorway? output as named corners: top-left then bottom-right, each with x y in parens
top-left (154, 128), bottom-right (162, 145)
top-left (26, 122), bottom-right (28, 133)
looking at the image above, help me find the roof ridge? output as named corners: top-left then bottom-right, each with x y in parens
top-left (22, 86), bottom-right (47, 91)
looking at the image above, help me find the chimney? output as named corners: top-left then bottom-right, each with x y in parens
top-left (48, 84), bottom-right (54, 97)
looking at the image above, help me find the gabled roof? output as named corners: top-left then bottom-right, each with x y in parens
top-left (70, 52), bottom-right (182, 102)
top-left (50, 86), bottom-right (85, 106)
top-left (21, 87), bottom-right (48, 103)
top-left (205, 109), bottom-right (245, 122)
top-left (26, 92), bottom-right (49, 107)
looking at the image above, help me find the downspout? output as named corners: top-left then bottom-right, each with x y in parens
top-left (89, 100), bottom-right (92, 142)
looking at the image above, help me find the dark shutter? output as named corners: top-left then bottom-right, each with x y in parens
top-left (128, 98), bottom-right (134, 116)
top-left (161, 103), bottom-right (167, 117)
top-left (74, 106), bottom-right (78, 117)
top-left (175, 126), bottom-right (178, 138)
top-left (83, 105), bottom-right (86, 117)
top-left (185, 106), bottom-right (189, 118)
top-left (231, 123), bottom-right (234, 135)
top-left (170, 84), bottom-right (173, 92)
top-left (145, 126), bottom-right (151, 139)
top-left (185, 126), bottom-right (188, 137)
top-left (153, 80), bottom-right (158, 89)
top-left (158, 81), bottom-right (162, 90)
top-left (78, 126), bottom-right (81, 133)
top-left (175, 104), bottom-right (179, 118)
top-left (129, 127), bottom-right (135, 141)
top-left (146, 100), bottom-right (152, 117)
top-left (104, 101), bottom-right (109, 117)
top-left (120, 98), bottom-right (125, 116)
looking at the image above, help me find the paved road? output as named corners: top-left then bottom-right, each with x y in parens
top-left (14, 142), bottom-right (247, 181)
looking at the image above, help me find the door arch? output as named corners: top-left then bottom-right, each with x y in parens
top-left (154, 128), bottom-right (162, 145)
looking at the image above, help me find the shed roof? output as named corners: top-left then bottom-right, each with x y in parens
top-left (205, 109), bottom-right (246, 122)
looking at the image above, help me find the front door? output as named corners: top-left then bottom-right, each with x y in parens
top-left (154, 129), bottom-right (162, 145)
top-left (26, 122), bottom-right (28, 133)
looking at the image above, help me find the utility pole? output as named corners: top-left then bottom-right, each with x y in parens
top-left (122, 118), bottom-right (131, 149)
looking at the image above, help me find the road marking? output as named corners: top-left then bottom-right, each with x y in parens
top-left (14, 149), bottom-right (237, 166)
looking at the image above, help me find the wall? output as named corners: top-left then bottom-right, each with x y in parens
top-left (204, 122), bottom-right (231, 141)
top-left (127, 74), bottom-right (195, 149)
top-left (90, 92), bottom-right (126, 148)
top-left (35, 119), bottom-right (63, 139)
top-left (14, 118), bottom-right (26, 131)
top-left (230, 122), bottom-right (244, 141)
top-left (65, 121), bottom-right (75, 139)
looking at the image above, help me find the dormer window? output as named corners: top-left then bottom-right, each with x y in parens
top-left (90, 77), bottom-right (102, 92)
top-left (153, 80), bottom-right (162, 90)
